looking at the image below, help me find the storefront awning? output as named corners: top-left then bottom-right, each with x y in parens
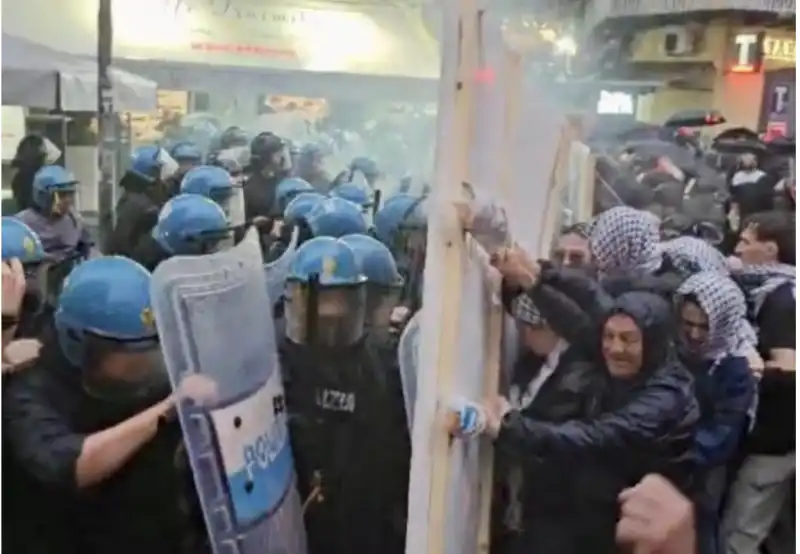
top-left (2, 33), bottom-right (158, 111)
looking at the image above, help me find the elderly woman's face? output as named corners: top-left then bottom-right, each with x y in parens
top-left (552, 232), bottom-right (591, 268)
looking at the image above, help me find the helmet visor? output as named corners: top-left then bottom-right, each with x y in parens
top-left (284, 282), bottom-right (366, 346)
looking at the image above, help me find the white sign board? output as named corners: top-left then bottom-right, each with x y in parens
top-left (1, 106), bottom-right (27, 162)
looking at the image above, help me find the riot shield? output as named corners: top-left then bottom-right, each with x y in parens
top-left (397, 310), bottom-right (421, 431)
top-left (151, 228), bottom-right (307, 554)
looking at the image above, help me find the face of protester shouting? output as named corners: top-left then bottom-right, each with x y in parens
top-left (602, 313), bottom-right (644, 379)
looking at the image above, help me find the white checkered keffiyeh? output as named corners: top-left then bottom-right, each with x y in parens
top-left (676, 271), bottom-right (748, 360)
top-left (734, 263), bottom-right (796, 317)
top-left (589, 207), bottom-right (663, 273)
top-left (661, 236), bottom-right (729, 274)
top-left (512, 294), bottom-right (546, 326)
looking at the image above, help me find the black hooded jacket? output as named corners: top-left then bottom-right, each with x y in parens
top-left (496, 272), bottom-right (699, 554)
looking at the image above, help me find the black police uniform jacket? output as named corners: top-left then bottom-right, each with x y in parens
top-left (106, 173), bottom-right (163, 257)
top-left (3, 341), bottom-right (196, 554)
top-left (279, 338), bottom-right (409, 554)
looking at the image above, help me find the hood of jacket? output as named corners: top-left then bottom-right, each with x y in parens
top-left (604, 290), bottom-right (674, 379)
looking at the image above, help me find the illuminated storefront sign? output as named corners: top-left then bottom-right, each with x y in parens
top-left (730, 33), bottom-right (796, 72)
top-left (597, 90), bottom-right (635, 114)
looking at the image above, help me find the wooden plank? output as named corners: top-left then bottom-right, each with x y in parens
top-left (475, 39), bottom-right (521, 554)
top-left (405, 1), bottom-right (481, 553)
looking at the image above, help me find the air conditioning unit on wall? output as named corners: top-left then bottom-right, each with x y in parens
top-left (663, 26), bottom-right (703, 56)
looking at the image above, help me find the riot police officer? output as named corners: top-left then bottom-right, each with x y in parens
top-left (108, 145), bottom-right (176, 257)
top-left (331, 182), bottom-right (375, 226)
top-left (280, 236), bottom-right (407, 554)
top-left (244, 132), bottom-right (292, 221)
top-left (1, 217), bottom-right (55, 339)
top-left (15, 165), bottom-right (92, 262)
top-left (3, 257), bottom-right (194, 554)
top-left (306, 196), bottom-right (369, 238)
top-left (266, 191), bottom-right (327, 263)
top-left (130, 193), bottom-right (233, 271)
top-left (373, 193), bottom-right (428, 325)
top-left (165, 142), bottom-right (203, 198)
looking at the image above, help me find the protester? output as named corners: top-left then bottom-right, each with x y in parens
top-left (675, 272), bottom-right (756, 554)
top-left (722, 210), bottom-right (796, 554)
top-left (449, 245), bottom-right (700, 554)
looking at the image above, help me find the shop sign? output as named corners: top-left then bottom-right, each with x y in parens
top-left (730, 33), bottom-right (765, 72)
top-left (770, 84), bottom-right (791, 114)
top-left (761, 36), bottom-right (796, 63)
top-left (730, 33), bottom-right (795, 73)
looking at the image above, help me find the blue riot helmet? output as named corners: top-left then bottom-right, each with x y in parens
top-left (152, 194), bottom-right (232, 256)
top-left (1, 215), bottom-right (52, 298)
top-left (180, 165), bottom-right (244, 225)
top-left (306, 197), bottom-right (368, 238)
top-left (339, 234), bottom-right (403, 333)
top-left (373, 193), bottom-right (428, 311)
top-left (31, 165), bottom-right (78, 215)
top-left (2, 217), bottom-right (47, 264)
top-left (285, 236), bottom-right (367, 346)
top-left (54, 256), bottom-right (166, 401)
top-left (130, 145), bottom-right (178, 184)
top-left (282, 191), bottom-right (326, 248)
top-left (284, 192), bottom-right (327, 226)
top-left (276, 177), bottom-right (314, 215)
top-left (169, 141), bottom-right (203, 173)
top-left (374, 193), bottom-right (428, 251)
top-left (331, 182), bottom-right (374, 213)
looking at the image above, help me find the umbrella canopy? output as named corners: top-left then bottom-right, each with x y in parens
top-left (2, 33), bottom-right (157, 111)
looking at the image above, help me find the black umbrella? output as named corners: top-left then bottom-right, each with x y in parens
top-left (714, 126), bottom-right (760, 142)
top-left (712, 137), bottom-right (767, 155)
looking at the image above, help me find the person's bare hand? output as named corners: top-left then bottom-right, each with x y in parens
top-left (482, 395), bottom-right (512, 438)
top-left (2, 259), bottom-right (27, 317)
top-left (2, 338), bottom-right (42, 374)
top-left (746, 350), bottom-right (765, 377)
top-left (616, 474), bottom-right (695, 554)
top-left (490, 246), bottom-right (539, 289)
